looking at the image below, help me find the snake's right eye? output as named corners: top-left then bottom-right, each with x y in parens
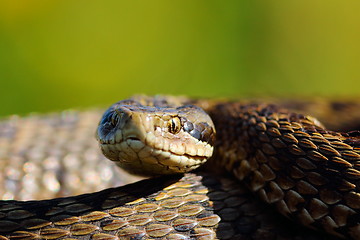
top-left (168, 117), bottom-right (182, 134)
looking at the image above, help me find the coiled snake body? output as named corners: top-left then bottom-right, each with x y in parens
top-left (0, 96), bottom-right (360, 240)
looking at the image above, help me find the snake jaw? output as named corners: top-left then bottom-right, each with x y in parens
top-left (97, 99), bottom-right (216, 176)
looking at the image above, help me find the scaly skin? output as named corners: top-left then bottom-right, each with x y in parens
top-left (0, 97), bottom-right (360, 239)
top-left (204, 101), bottom-right (360, 239)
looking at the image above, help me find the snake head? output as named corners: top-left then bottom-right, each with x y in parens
top-left (96, 98), bottom-right (215, 176)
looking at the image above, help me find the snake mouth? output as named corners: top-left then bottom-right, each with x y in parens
top-left (127, 137), bottom-right (140, 141)
top-left (98, 129), bottom-right (213, 176)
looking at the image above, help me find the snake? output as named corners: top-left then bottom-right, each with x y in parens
top-left (0, 96), bottom-right (360, 240)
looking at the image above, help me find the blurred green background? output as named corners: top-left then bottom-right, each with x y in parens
top-left (0, 1), bottom-right (359, 116)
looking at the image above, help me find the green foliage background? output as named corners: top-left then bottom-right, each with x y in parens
top-left (0, 1), bottom-right (359, 116)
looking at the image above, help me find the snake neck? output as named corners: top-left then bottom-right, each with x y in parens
top-left (201, 101), bottom-right (360, 238)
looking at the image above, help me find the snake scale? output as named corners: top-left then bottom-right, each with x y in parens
top-left (0, 96), bottom-right (360, 240)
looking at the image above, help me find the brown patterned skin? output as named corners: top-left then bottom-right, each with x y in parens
top-left (0, 173), bottom-right (333, 240)
top-left (203, 102), bottom-right (360, 239)
top-left (0, 97), bottom-right (359, 239)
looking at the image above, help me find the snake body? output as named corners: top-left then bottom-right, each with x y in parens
top-left (0, 96), bottom-right (360, 239)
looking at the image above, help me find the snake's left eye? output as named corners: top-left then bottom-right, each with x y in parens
top-left (111, 113), bottom-right (119, 126)
top-left (168, 117), bottom-right (182, 134)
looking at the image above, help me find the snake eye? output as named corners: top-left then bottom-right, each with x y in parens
top-left (168, 117), bottom-right (182, 134)
top-left (110, 112), bottom-right (119, 126)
